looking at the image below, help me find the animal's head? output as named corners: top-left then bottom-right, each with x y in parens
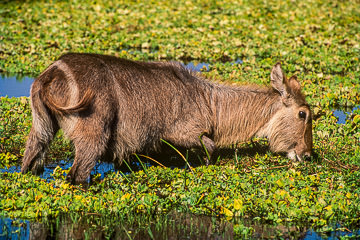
top-left (263, 63), bottom-right (312, 161)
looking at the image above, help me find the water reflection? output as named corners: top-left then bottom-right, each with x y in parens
top-left (333, 109), bottom-right (347, 124)
top-left (1, 214), bottom-right (359, 240)
top-left (0, 213), bottom-right (233, 240)
top-left (0, 218), bottom-right (30, 240)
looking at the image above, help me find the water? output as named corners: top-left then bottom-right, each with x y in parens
top-left (1, 213), bottom-right (233, 240)
top-left (233, 59), bottom-right (243, 65)
top-left (305, 228), bottom-right (360, 240)
top-left (0, 75), bottom-right (34, 98)
top-left (333, 110), bottom-right (347, 124)
top-left (0, 218), bottom-right (30, 240)
top-left (1, 214), bottom-right (359, 240)
top-left (333, 106), bottom-right (359, 124)
top-left (183, 59), bottom-right (243, 72)
top-left (0, 160), bottom-right (115, 182)
top-left (184, 62), bottom-right (210, 72)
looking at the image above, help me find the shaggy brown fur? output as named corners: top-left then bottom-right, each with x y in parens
top-left (21, 53), bottom-right (312, 184)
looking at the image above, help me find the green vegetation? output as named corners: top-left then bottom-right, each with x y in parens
top-left (1, 0), bottom-right (360, 238)
top-left (0, 97), bottom-right (73, 168)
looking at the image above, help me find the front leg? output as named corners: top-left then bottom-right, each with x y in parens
top-left (200, 134), bottom-right (216, 166)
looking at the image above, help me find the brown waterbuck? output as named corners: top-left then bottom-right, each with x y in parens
top-left (21, 53), bottom-right (312, 184)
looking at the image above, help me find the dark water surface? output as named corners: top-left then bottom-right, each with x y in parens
top-left (1, 214), bottom-right (359, 240)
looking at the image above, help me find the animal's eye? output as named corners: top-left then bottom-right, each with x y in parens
top-left (299, 111), bottom-right (306, 119)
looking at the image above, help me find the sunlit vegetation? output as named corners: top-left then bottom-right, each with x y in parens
top-left (1, 0), bottom-right (360, 238)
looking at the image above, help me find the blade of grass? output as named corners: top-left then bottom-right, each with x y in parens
top-left (199, 133), bottom-right (211, 163)
top-left (183, 162), bottom-right (187, 190)
top-left (122, 226), bottom-right (133, 240)
top-left (215, 155), bottom-right (221, 165)
top-left (138, 154), bottom-right (166, 168)
top-left (161, 139), bottom-right (196, 178)
top-left (234, 149), bottom-right (239, 167)
top-left (122, 159), bottom-right (134, 174)
top-left (133, 153), bottom-right (149, 176)
top-left (197, 155), bottom-right (205, 166)
top-left (118, 170), bottom-right (130, 182)
top-left (148, 227), bottom-right (155, 240)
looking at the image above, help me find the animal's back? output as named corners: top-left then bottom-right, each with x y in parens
top-left (51, 53), bottom-right (214, 157)
top-left (56, 53), bottom-right (211, 105)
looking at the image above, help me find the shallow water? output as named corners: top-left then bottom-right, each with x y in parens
top-left (0, 75), bottom-right (34, 98)
top-left (184, 62), bottom-right (210, 72)
top-left (183, 59), bottom-right (243, 72)
top-left (0, 160), bottom-right (115, 182)
top-left (1, 214), bottom-right (359, 240)
top-left (333, 106), bottom-right (359, 124)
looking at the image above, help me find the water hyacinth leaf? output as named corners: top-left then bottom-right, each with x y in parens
top-left (0, 0), bottom-right (360, 238)
top-left (353, 115), bottom-right (360, 125)
top-left (222, 207), bottom-right (233, 218)
top-left (233, 199), bottom-right (243, 210)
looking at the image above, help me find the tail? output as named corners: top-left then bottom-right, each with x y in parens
top-left (43, 88), bottom-right (94, 115)
top-left (36, 64), bottom-right (94, 115)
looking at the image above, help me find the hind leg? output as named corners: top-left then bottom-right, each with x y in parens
top-left (21, 122), bottom-right (58, 175)
top-left (66, 124), bottom-right (111, 185)
top-left (66, 145), bottom-right (101, 185)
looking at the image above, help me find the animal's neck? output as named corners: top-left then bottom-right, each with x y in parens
top-left (210, 84), bottom-right (281, 146)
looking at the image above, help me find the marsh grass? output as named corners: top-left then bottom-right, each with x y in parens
top-left (133, 153), bottom-right (149, 177)
top-left (1, 97), bottom-right (359, 232)
top-left (161, 139), bottom-right (196, 178)
top-left (1, 0), bottom-right (360, 238)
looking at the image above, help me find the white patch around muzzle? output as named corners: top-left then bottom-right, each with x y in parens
top-left (287, 151), bottom-right (297, 160)
top-left (287, 150), bottom-right (304, 161)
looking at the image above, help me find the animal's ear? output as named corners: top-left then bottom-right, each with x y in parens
top-left (270, 62), bottom-right (288, 97)
top-left (287, 75), bottom-right (302, 96)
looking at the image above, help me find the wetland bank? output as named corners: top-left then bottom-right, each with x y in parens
top-left (1, 0), bottom-right (360, 239)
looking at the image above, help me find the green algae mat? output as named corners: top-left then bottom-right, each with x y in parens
top-left (1, 0), bottom-right (360, 238)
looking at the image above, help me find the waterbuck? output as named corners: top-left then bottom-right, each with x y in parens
top-left (21, 53), bottom-right (312, 184)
